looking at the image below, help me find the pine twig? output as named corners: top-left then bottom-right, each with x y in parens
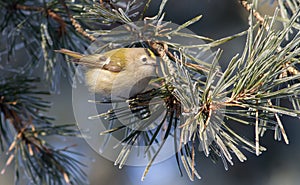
top-left (15, 3), bottom-right (95, 41)
top-left (240, 0), bottom-right (270, 30)
top-left (15, 4), bottom-right (67, 36)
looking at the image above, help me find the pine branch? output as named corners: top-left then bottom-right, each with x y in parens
top-left (0, 76), bottom-right (87, 185)
top-left (83, 0), bottom-right (300, 181)
top-left (1, 0), bottom-right (300, 184)
top-left (0, 0), bottom-right (91, 93)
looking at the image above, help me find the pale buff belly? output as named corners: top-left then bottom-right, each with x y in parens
top-left (85, 67), bottom-right (156, 98)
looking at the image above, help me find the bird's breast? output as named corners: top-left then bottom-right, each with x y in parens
top-left (84, 65), bottom-right (157, 98)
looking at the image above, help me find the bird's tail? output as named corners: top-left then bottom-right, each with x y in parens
top-left (55, 49), bottom-right (84, 59)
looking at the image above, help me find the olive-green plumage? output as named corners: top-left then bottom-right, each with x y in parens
top-left (56, 48), bottom-right (157, 98)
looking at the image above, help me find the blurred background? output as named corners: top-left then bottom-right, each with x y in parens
top-left (2, 0), bottom-right (300, 185)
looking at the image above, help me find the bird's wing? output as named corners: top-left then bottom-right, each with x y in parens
top-left (101, 49), bottom-right (127, 72)
top-left (102, 56), bottom-right (124, 72)
top-left (55, 48), bottom-right (127, 72)
top-left (76, 53), bottom-right (124, 72)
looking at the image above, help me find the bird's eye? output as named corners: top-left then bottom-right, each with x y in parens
top-left (141, 56), bottom-right (147, 63)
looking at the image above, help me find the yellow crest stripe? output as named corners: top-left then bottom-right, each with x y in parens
top-left (145, 48), bottom-right (156, 59)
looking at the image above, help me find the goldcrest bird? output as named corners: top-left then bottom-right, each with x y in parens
top-left (55, 48), bottom-right (157, 98)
